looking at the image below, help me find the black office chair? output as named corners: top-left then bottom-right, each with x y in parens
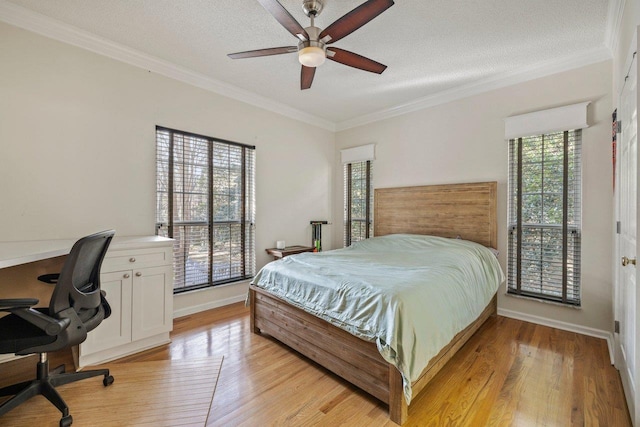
top-left (0, 230), bottom-right (116, 427)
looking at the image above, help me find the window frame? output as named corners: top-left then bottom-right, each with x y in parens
top-left (507, 129), bottom-right (582, 306)
top-left (344, 160), bottom-right (373, 247)
top-left (156, 126), bottom-right (255, 294)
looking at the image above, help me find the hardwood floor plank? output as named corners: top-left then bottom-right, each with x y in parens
top-left (0, 302), bottom-right (631, 426)
top-left (458, 318), bottom-right (518, 426)
top-left (0, 357), bottom-right (222, 426)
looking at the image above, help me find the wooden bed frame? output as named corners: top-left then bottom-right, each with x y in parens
top-left (249, 181), bottom-right (498, 425)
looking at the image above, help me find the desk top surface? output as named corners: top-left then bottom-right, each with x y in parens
top-left (0, 236), bottom-right (173, 269)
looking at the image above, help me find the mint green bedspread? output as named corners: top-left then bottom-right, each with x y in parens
top-left (251, 234), bottom-right (504, 404)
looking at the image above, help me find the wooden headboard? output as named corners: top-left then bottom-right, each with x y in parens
top-left (374, 182), bottom-right (497, 249)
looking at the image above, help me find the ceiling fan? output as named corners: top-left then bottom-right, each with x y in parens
top-left (227, 0), bottom-right (395, 90)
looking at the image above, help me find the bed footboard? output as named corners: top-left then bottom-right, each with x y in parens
top-left (250, 285), bottom-right (391, 404)
top-left (249, 285), bottom-right (497, 425)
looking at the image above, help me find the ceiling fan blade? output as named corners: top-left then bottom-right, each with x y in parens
top-left (257, 0), bottom-right (309, 41)
top-left (228, 46), bottom-right (297, 59)
top-left (327, 48), bottom-right (387, 74)
top-left (319, 0), bottom-right (394, 44)
top-left (301, 65), bottom-right (316, 90)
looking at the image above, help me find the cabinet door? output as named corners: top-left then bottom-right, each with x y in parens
top-left (131, 265), bottom-right (173, 341)
top-left (82, 270), bottom-right (133, 355)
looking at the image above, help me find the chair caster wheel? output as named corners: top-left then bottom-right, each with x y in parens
top-left (103, 375), bottom-right (114, 386)
top-left (60, 414), bottom-right (73, 426)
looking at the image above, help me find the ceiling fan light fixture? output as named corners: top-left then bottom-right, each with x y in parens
top-left (299, 45), bottom-right (326, 67)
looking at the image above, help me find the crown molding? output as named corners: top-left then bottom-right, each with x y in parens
top-left (336, 47), bottom-right (613, 131)
top-left (0, 0), bottom-right (615, 135)
top-left (0, 0), bottom-right (336, 132)
top-left (604, 0), bottom-right (625, 54)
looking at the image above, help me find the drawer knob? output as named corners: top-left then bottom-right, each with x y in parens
top-left (123, 273), bottom-right (130, 279)
top-left (129, 257), bottom-right (136, 263)
top-left (135, 272), bottom-right (142, 277)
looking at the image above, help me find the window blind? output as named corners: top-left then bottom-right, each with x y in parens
top-left (344, 160), bottom-right (373, 247)
top-left (156, 127), bottom-right (255, 293)
top-left (507, 130), bottom-right (582, 305)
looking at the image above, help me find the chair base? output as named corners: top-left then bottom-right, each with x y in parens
top-left (0, 354), bottom-right (114, 426)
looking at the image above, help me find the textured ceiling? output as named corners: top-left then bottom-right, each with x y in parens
top-left (4, 0), bottom-right (611, 127)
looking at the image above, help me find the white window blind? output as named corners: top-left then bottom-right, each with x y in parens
top-left (156, 127), bottom-right (255, 293)
top-left (507, 130), bottom-right (582, 305)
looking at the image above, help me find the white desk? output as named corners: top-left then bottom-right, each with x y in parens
top-left (0, 239), bottom-right (75, 269)
top-left (0, 236), bottom-right (173, 269)
top-left (0, 236), bottom-right (174, 366)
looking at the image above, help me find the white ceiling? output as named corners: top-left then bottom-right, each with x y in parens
top-left (1, 0), bottom-right (616, 130)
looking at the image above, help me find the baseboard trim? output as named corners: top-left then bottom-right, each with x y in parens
top-left (173, 294), bottom-right (247, 319)
top-left (0, 354), bottom-right (28, 364)
top-left (78, 333), bottom-right (171, 368)
top-left (497, 308), bottom-right (615, 365)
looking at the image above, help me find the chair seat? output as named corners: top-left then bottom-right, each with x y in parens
top-left (0, 310), bottom-right (56, 354)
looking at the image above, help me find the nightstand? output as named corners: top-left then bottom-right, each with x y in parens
top-left (265, 245), bottom-right (314, 260)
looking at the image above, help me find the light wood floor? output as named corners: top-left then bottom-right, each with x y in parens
top-left (0, 302), bottom-right (632, 426)
top-left (0, 357), bottom-right (223, 426)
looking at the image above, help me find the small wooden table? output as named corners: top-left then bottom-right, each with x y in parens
top-left (265, 245), bottom-right (314, 260)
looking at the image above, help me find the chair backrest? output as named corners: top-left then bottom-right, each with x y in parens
top-left (49, 230), bottom-right (114, 342)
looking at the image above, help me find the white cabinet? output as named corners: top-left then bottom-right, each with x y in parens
top-left (79, 237), bottom-right (174, 367)
top-left (84, 270), bottom-right (133, 354)
top-left (131, 264), bottom-right (173, 341)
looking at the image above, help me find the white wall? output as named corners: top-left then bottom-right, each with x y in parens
top-left (0, 22), bottom-right (335, 313)
top-left (334, 60), bottom-right (613, 333)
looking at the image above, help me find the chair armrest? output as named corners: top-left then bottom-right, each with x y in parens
top-left (100, 290), bottom-right (112, 319)
top-left (12, 308), bottom-right (71, 336)
top-left (0, 298), bottom-right (39, 310)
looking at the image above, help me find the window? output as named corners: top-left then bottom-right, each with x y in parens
top-left (156, 127), bottom-right (255, 293)
top-left (507, 130), bottom-right (581, 305)
top-left (344, 160), bottom-right (373, 246)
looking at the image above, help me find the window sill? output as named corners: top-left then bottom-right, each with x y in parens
top-left (504, 291), bottom-right (582, 309)
top-left (173, 278), bottom-right (252, 296)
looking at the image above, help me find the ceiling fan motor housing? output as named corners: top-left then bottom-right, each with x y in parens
top-left (298, 26), bottom-right (326, 56)
top-left (302, 0), bottom-right (323, 17)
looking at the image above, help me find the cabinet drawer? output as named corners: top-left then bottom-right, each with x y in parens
top-left (102, 247), bottom-right (172, 272)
